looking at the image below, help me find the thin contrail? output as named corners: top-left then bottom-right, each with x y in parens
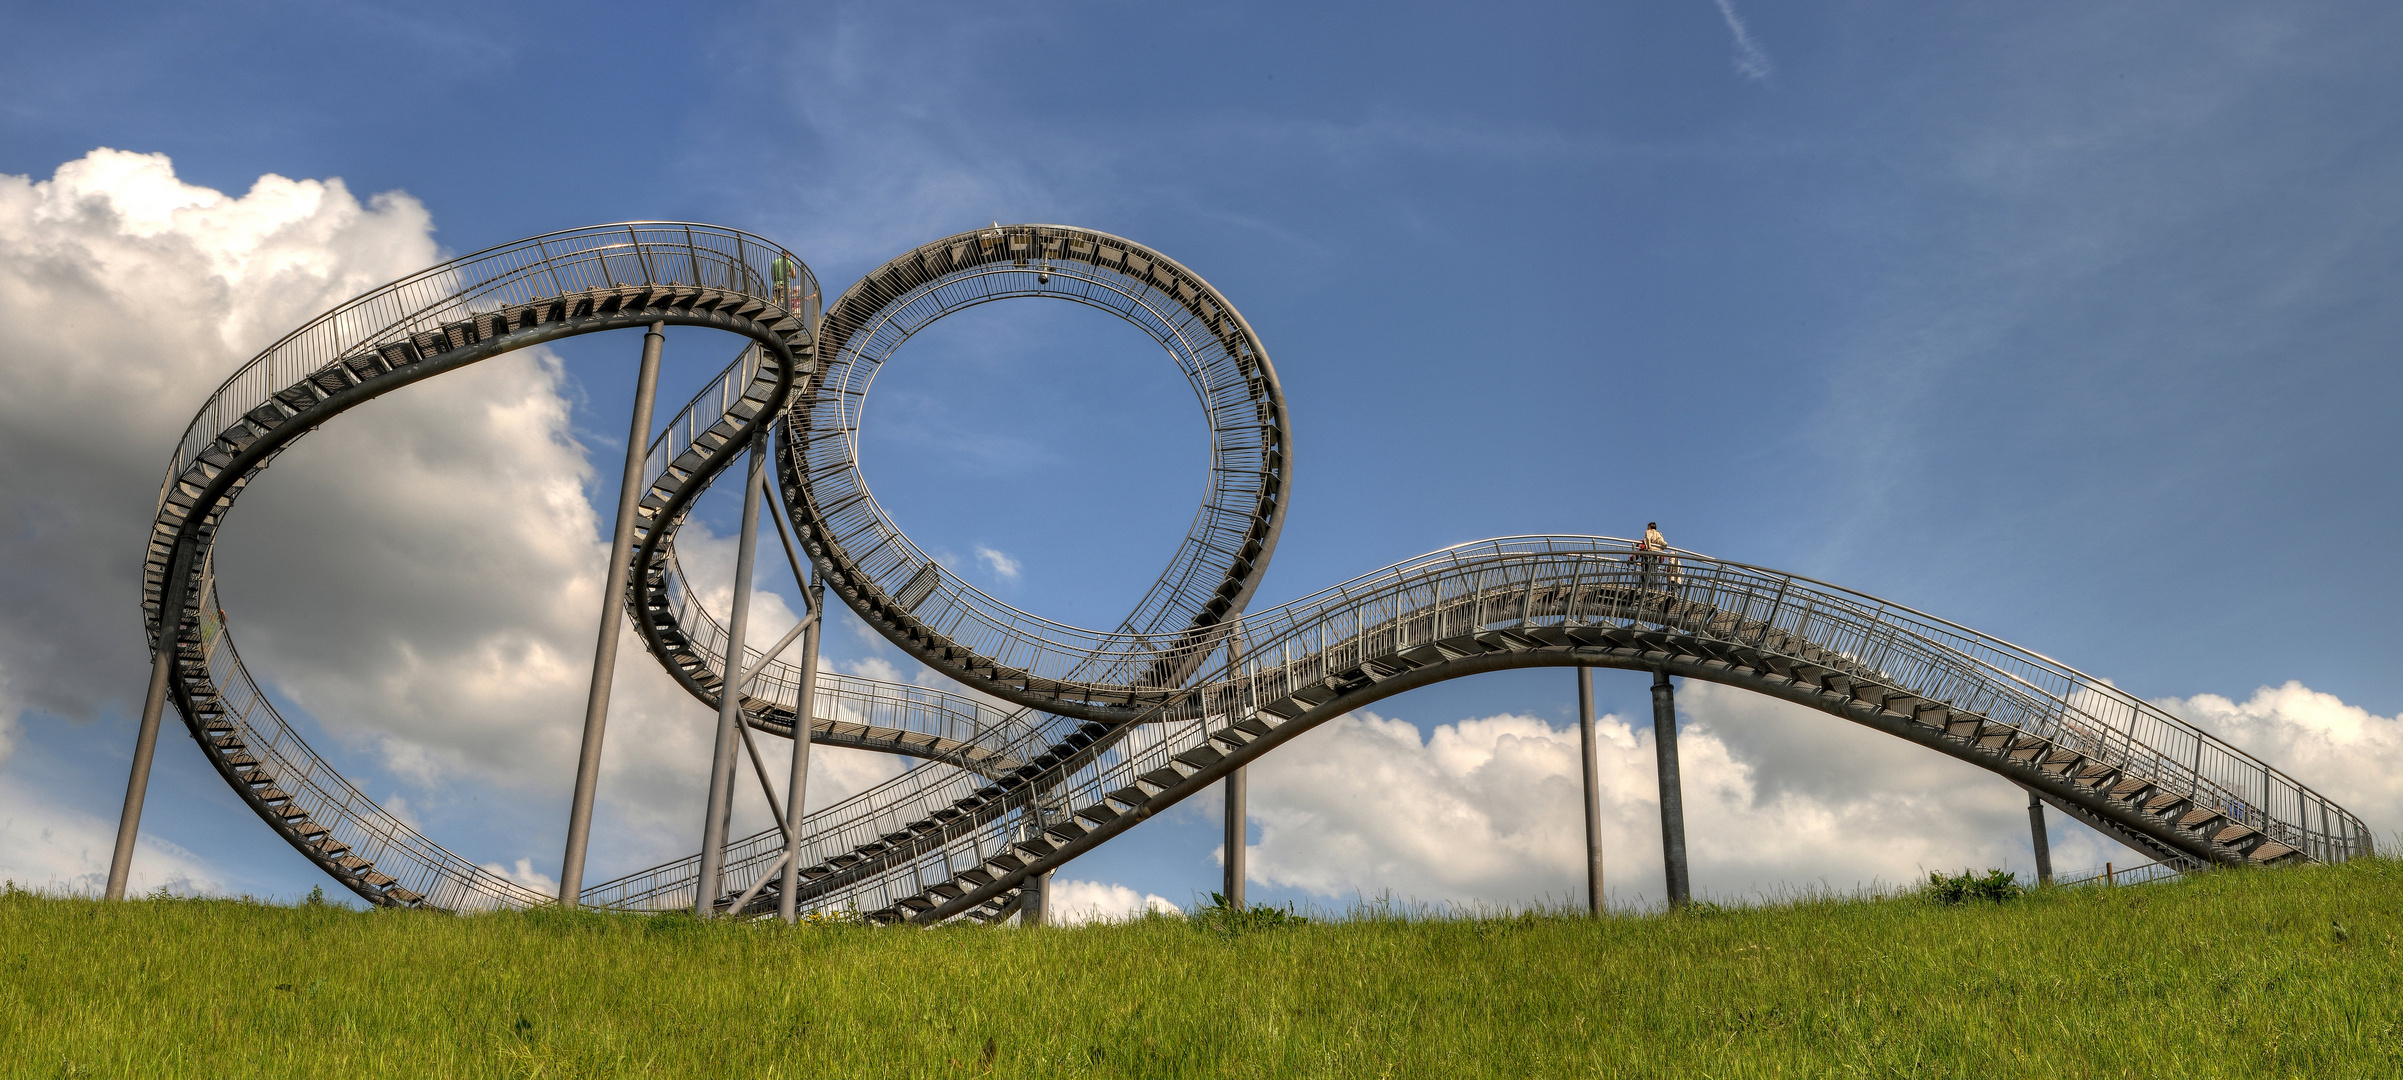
top-left (1712, 0), bottom-right (1775, 82)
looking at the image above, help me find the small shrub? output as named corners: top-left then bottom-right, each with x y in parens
top-left (1924, 868), bottom-right (2023, 905)
top-left (1192, 892), bottom-right (1308, 933)
top-left (797, 906), bottom-right (868, 928)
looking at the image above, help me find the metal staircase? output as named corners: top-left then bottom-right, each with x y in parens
top-left (135, 222), bottom-right (2371, 917)
top-left (140, 225), bottom-right (817, 908)
top-left (635, 538), bottom-right (2372, 923)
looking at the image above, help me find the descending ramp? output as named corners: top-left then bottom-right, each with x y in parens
top-left (645, 539), bottom-right (2376, 923)
top-left (145, 222), bottom-right (2373, 916)
top-left (621, 226), bottom-right (2375, 922)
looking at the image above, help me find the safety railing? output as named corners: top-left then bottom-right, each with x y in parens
top-left (647, 542), bottom-right (1043, 763)
top-left (725, 536), bottom-right (2367, 918)
top-left (158, 223), bottom-right (814, 530)
top-left (793, 226), bottom-right (1284, 700)
top-left (2055, 859), bottom-right (2186, 889)
top-left (190, 570), bottom-right (549, 911)
top-left (578, 695), bottom-right (1083, 911)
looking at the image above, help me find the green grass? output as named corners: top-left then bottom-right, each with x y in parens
top-left (5, 860), bottom-right (2401, 1079)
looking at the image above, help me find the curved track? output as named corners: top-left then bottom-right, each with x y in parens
top-left (145, 223), bottom-right (2374, 916)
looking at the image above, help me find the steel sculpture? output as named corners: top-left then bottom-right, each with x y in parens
top-left (111, 222), bottom-right (2374, 919)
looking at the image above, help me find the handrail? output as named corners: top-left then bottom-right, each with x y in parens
top-left (137, 220), bottom-right (2368, 922)
top-left (610, 536), bottom-right (2370, 918)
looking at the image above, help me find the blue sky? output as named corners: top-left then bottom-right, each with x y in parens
top-left (3, 2), bottom-right (2399, 915)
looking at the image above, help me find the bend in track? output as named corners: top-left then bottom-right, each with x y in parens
top-left (142, 224), bottom-right (815, 908)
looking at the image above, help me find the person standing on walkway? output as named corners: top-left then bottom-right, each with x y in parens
top-left (1637, 522), bottom-right (1681, 592)
top-left (771, 253), bottom-right (806, 310)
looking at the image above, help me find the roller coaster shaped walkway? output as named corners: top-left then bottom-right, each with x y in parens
top-left (119, 222), bottom-right (2372, 921)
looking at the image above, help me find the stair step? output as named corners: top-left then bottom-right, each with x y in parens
top-left (2247, 842), bottom-right (2300, 864)
top-left (1171, 746), bottom-right (1225, 771)
top-left (1137, 767), bottom-right (1188, 791)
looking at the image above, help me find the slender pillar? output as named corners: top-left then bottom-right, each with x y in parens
top-left (2027, 790), bottom-right (2053, 886)
top-left (1223, 766), bottom-right (1248, 910)
top-left (1020, 867), bottom-right (1051, 927)
top-left (104, 641), bottom-right (178, 900)
top-left (1577, 667), bottom-right (1604, 915)
top-left (777, 574), bottom-right (824, 923)
top-left (1651, 669), bottom-right (1690, 909)
top-left (558, 324), bottom-right (666, 906)
top-left (696, 434), bottom-right (768, 916)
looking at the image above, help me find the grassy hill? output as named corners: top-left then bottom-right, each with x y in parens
top-left (5, 858), bottom-right (2399, 1078)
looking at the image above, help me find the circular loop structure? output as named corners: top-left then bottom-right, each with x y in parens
top-left (781, 224), bottom-right (1289, 720)
top-left (141, 221), bottom-right (2374, 921)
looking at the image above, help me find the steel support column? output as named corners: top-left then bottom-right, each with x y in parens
top-left (1578, 667), bottom-right (1604, 915)
top-left (696, 433), bottom-right (768, 916)
top-left (2028, 789), bottom-right (2054, 886)
top-left (1021, 868), bottom-right (1051, 927)
top-left (777, 573), bottom-right (824, 923)
top-left (1652, 669), bottom-right (1690, 909)
top-left (103, 641), bottom-right (177, 900)
top-left (1224, 766), bottom-right (1248, 910)
top-left (558, 323), bottom-right (666, 906)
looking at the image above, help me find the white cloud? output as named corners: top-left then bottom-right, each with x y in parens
top-left (1241, 677), bottom-right (2275, 911)
top-left (1711, 0), bottom-right (1774, 83)
top-left (842, 656), bottom-right (907, 684)
top-left (0, 782), bottom-right (228, 897)
top-left (974, 544), bottom-right (1022, 582)
top-left (2153, 682), bottom-right (2403, 841)
top-left (1045, 877), bottom-right (1180, 926)
top-left (479, 857), bottom-right (559, 896)
top-left (0, 148), bottom-right (442, 772)
top-left (1245, 709), bottom-right (1645, 910)
top-left (0, 149), bottom-right (826, 891)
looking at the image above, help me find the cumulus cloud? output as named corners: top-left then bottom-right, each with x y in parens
top-left (1045, 877), bottom-right (1180, 926)
top-left (1239, 676), bottom-right (2262, 911)
top-left (479, 857), bottom-right (561, 896)
top-left (2154, 682), bottom-right (2403, 838)
top-left (0, 148), bottom-right (441, 773)
top-left (0, 149), bottom-right (835, 890)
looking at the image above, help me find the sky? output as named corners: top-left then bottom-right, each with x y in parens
top-left (2, 1), bottom-right (2400, 921)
